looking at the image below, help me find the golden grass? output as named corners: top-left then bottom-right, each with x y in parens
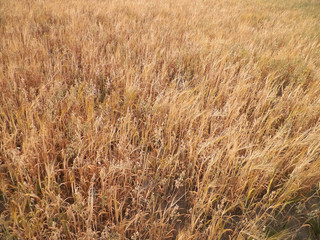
top-left (0, 0), bottom-right (320, 239)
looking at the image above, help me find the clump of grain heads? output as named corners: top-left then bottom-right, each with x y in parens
top-left (0, 0), bottom-right (320, 239)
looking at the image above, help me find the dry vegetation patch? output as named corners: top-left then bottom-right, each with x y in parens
top-left (0, 0), bottom-right (320, 239)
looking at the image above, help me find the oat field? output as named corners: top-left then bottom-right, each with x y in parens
top-left (1, 0), bottom-right (320, 239)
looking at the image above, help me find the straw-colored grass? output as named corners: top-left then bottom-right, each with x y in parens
top-left (1, 0), bottom-right (320, 239)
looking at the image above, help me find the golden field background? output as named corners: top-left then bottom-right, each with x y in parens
top-left (1, 0), bottom-right (320, 239)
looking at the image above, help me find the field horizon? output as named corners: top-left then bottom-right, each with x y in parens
top-left (1, 0), bottom-right (320, 239)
